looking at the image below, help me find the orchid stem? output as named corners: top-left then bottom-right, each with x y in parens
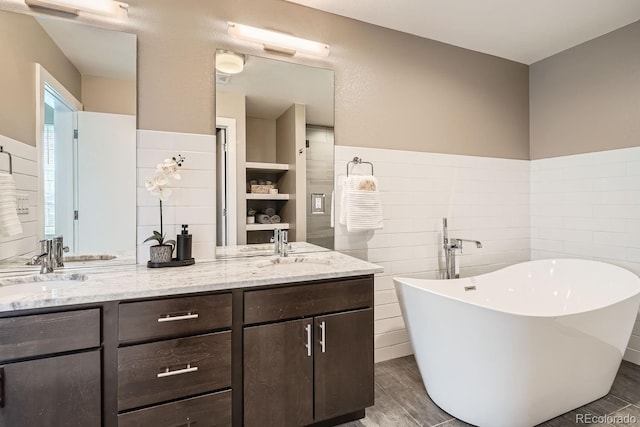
top-left (160, 199), bottom-right (163, 241)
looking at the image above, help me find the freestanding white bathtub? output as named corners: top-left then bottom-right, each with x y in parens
top-left (394, 259), bottom-right (640, 427)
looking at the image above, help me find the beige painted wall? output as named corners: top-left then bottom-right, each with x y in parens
top-left (0, 9), bottom-right (81, 146)
top-left (530, 20), bottom-right (640, 159)
top-left (276, 104), bottom-right (307, 241)
top-left (1, 0), bottom-right (529, 157)
top-left (246, 117), bottom-right (276, 163)
top-left (81, 75), bottom-right (136, 115)
top-left (1, 0), bottom-right (529, 158)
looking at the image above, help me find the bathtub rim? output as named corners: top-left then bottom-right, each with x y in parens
top-left (394, 258), bottom-right (640, 319)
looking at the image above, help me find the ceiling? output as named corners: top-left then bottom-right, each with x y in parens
top-left (217, 54), bottom-right (334, 127)
top-left (36, 16), bottom-right (136, 80)
top-left (285, 0), bottom-right (640, 64)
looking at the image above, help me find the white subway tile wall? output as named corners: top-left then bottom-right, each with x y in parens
top-left (0, 135), bottom-right (37, 260)
top-left (137, 130), bottom-right (216, 263)
top-left (335, 146), bottom-right (531, 362)
top-left (531, 146), bottom-right (640, 364)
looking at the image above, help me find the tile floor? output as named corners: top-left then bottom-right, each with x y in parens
top-left (340, 355), bottom-right (640, 427)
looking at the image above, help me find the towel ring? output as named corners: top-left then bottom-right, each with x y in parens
top-left (347, 156), bottom-right (374, 177)
top-left (0, 146), bottom-right (12, 174)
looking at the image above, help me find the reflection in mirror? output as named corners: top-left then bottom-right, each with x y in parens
top-left (215, 51), bottom-right (334, 258)
top-left (0, 9), bottom-right (137, 271)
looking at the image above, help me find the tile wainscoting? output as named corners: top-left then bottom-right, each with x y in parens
top-left (136, 130), bottom-right (216, 264)
top-left (531, 146), bottom-right (640, 364)
top-left (334, 146), bottom-right (531, 362)
top-left (0, 134), bottom-right (37, 260)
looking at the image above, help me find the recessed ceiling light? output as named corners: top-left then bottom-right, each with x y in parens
top-left (216, 51), bottom-right (245, 75)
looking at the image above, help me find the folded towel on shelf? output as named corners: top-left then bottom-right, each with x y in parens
top-left (263, 207), bottom-right (276, 217)
top-left (270, 215), bottom-right (281, 224)
top-left (255, 214), bottom-right (272, 224)
top-left (0, 173), bottom-right (22, 237)
top-left (339, 175), bottom-right (383, 232)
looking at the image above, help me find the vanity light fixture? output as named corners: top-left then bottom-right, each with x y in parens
top-left (25, 0), bottom-right (128, 17)
top-left (216, 50), bottom-right (245, 74)
top-left (227, 22), bottom-right (330, 57)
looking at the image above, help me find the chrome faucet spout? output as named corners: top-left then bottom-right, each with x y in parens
top-left (33, 239), bottom-right (54, 274)
top-left (455, 238), bottom-right (483, 249)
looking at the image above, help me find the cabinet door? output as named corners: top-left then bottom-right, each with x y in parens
top-left (314, 308), bottom-right (374, 421)
top-left (0, 350), bottom-right (101, 427)
top-left (244, 318), bottom-right (313, 427)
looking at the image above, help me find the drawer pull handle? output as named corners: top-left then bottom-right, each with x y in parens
top-left (157, 312), bottom-right (199, 323)
top-left (319, 321), bottom-right (326, 353)
top-left (157, 364), bottom-right (199, 378)
top-left (304, 324), bottom-right (312, 357)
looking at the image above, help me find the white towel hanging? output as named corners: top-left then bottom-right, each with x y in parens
top-left (340, 175), bottom-right (383, 232)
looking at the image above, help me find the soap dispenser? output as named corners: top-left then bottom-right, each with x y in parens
top-left (176, 224), bottom-right (192, 261)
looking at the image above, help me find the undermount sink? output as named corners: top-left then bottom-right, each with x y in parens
top-left (255, 256), bottom-right (333, 271)
top-left (0, 273), bottom-right (88, 298)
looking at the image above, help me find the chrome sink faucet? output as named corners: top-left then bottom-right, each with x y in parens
top-left (29, 235), bottom-right (69, 273)
top-left (443, 218), bottom-right (482, 279)
top-left (31, 239), bottom-right (53, 274)
top-left (271, 229), bottom-right (291, 257)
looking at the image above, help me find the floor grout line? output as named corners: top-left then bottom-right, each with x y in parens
top-left (430, 419), bottom-right (456, 427)
top-left (373, 381), bottom-right (423, 427)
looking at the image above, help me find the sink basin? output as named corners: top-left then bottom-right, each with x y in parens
top-left (0, 273), bottom-right (88, 299)
top-left (255, 256), bottom-right (333, 271)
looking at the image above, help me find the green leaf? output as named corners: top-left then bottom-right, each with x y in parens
top-left (143, 235), bottom-right (159, 244)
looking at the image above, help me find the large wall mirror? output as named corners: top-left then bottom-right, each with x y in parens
top-left (0, 8), bottom-right (137, 270)
top-left (215, 50), bottom-right (335, 257)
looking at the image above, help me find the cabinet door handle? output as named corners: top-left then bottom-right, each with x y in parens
top-left (157, 312), bottom-right (199, 323)
top-left (157, 364), bottom-right (199, 378)
top-left (304, 324), bottom-right (312, 357)
top-left (0, 367), bottom-right (4, 408)
top-left (319, 321), bottom-right (326, 353)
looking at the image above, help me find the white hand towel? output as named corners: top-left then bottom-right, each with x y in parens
top-left (0, 173), bottom-right (23, 237)
top-left (340, 175), bottom-right (383, 232)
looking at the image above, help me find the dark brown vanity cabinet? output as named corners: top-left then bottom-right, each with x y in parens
top-left (243, 277), bottom-right (374, 427)
top-left (0, 309), bottom-right (102, 427)
top-left (116, 293), bottom-right (232, 427)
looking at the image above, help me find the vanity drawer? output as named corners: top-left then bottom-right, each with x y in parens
top-left (118, 331), bottom-right (231, 411)
top-left (244, 276), bottom-right (374, 324)
top-left (118, 293), bottom-right (232, 342)
top-left (118, 390), bottom-right (231, 427)
top-left (0, 308), bottom-right (100, 361)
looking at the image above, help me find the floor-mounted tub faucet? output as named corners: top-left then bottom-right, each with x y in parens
top-left (442, 218), bottom-right (482, 279)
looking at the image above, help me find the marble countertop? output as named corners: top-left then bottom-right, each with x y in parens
top-left (0, 244), bottom-right (383, 313)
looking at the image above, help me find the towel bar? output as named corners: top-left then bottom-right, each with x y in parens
top-left (0, 146), bottom-right (12, 174)
top-left (346, 156), bottom-right (374, 177)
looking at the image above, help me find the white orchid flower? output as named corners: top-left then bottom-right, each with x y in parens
top-left (145, 173), bottom-right (168, 192)
top-left (157, 158), bottom-right (182, 180)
